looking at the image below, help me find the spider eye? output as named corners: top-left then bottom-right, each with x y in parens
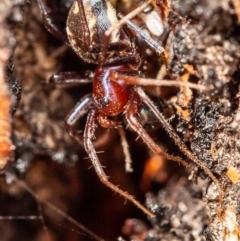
top-left (98, 97), bottom-right (109, 108)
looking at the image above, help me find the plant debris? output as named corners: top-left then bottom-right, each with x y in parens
top-left (0, 0), bottom-right (240, 240)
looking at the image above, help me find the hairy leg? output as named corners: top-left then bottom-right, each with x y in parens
top-left (84, 109), bottom-right (155, 218)
top-left (135, 87), bottom-right (223, 210)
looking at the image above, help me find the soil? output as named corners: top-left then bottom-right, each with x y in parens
top-left (0, 0), bottom-right (240, 240)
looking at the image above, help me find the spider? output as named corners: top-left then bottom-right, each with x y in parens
top-left (37, 0), bottom-right (223, 218)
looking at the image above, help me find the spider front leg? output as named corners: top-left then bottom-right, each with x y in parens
top-left (109, 71), bottom-right (209, 91)
top-left (84, 109), bottom-right (155, 218)
top-left (48, 71), bottom-right (94, 87)
top-left (36, 0), bottom-right (70, 45)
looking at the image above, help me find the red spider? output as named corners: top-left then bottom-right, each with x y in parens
top-left (37, 0), bottom-right (223, 218)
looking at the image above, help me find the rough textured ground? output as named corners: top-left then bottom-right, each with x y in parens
top-left (0, 0), bottom-right (240, 240)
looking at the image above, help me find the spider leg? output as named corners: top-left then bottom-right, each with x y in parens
top-left (49, 75), bottom-right (109, 148)
top-left (125, 91), bottom-right (195, 172)
top-left (118, 13), bottom-right (165, 57)
top-left (65, 94), bottom-right (94, 147)
top-left (135, 87), bottom-right (224, 210)
top-left (84, 109), bottom-right (155, 218)
top-left (48, 71), bottom-right (93, 87)
top-left (103, 55), bottom-right (141, 68)
top-left (109, 71), bottom-right (209, 91)
top-left (118, 12), bottom-right (168, 70)
top-left (99, 0), bottom-right (153, 65)
top-left (36, 0), bottom-right (70, 45)
top-left (65, 94), bottom-right (146, 215)
top-left (97, 113), bottom-right (133, 173)
top-left (118, 126), bottom-right (133, 173)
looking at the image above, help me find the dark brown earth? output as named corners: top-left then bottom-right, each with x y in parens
top-left (0, 0), bottom-right (240, 240)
